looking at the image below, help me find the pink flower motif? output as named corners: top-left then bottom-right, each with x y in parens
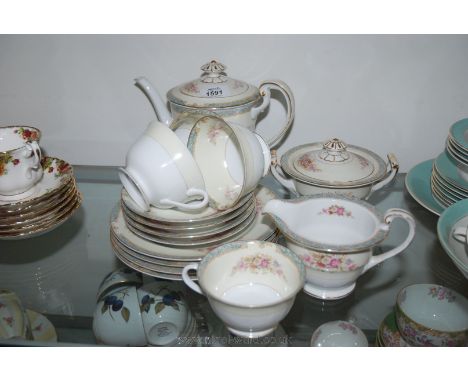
top-left (336, 207), bottom-right (345, 216)
top-left (329, 258), bottom-right (340, 268)
top-left (3, 316), bottom-right (14, 327)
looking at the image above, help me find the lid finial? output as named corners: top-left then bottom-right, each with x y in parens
top-left (320, 138), bottom-right (350, 162)
top-left (200, 60), bottom-right (227, 83)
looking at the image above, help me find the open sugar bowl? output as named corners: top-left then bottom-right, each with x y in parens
top-left (182, 240), bottom-right (305, 338)
top-left (263, 194), bottom-right (415, 300)
top-left (395, 284), bottom-right (468, 347)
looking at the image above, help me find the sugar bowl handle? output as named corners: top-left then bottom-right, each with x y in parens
top-left (270, 150), bottom-right (299, 196)
top-left (251, 79), bottom-right (295, 148)
top-left (182, 264), bottom-right (203, 295)
top-left (363, 208), bottom-right (416, 273)
top-left (368, 153), bottom-right (399, 197)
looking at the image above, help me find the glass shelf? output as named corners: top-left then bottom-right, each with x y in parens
top-left (0, 166), bottom-right (467, 346)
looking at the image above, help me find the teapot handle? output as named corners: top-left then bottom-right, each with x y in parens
top-left (251, 79), bottom-right (295, 148)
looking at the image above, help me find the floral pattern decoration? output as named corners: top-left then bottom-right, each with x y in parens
top-left (41, 157), bottom-right (71, 178)
top-left (101, 290), bottom-right (131, 323)
top-left (0, 153), bottom-right (20, 176)
top-left (319, 204), bottom-right (353, 218)
top-left (301, 251), bottom-right (358, 272)
top-left (358, 157), bottom-right (369, 169)
top-left (140, 287), bottom-right (184, 314)
top-left (2, 316), bottom-right (14, 327)
top-left (207, 123), bottom-right (224, 144)
top-left (14, 127), bottom-right (39, 142)
top-left (297, 154), bottom-right (321, 172)
top-left (428, 286), bottom-right (456, 302)
top-left (231, 253), bottom-right (286, 280)
top-left (183, 82), bottom-right (199, 94)
top-left (338, 321), bottom-right (358, 334)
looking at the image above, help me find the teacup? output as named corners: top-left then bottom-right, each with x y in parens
top-left (187, 116), bottom-right (271, 211)
top-left (310, 320), bottom-right (368, 347)
top-left (0, 289), bottom-right (31, 340)
top-left (96, 267), bottom-right (143, 302)
top-left (0, 126), bottom-right (43, 196)
top-left (263, 194), bottom-right (416, 300)
top-left (395, 283), bottom-right (468, 347)
top-left (119, 120), bottom-right (208, 212)
top-left (136, 281), bottom-right (189, 346)
top-left (182, 240), bottom-right (305, 338)
top-left (92, 285), bottom-right (147, 346)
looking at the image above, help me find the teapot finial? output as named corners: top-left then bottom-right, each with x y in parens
top-left (320, 138), bottom-right (350, 162)
top-left (200, 60), bottom-right (227, 83)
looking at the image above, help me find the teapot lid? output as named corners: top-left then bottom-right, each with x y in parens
top-left (281, 138), bottom-right (388, 187)
top-left (167, 60), bottom-right (262, 109)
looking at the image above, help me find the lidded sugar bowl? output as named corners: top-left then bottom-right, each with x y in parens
top-left (271, 138), bottom-right (399, 199)
top-left (135, 60), bottom-right (295, 148)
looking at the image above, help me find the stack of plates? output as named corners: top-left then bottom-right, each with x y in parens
top-left (0, 157), bottom-right (82, 239)
top-left (110, 185), bottom-right (280, 280)
top-left (406, 118), bottom-right (468, 215)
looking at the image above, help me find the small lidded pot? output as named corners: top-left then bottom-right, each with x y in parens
top-left (271, 138), bottom-right (398, 199)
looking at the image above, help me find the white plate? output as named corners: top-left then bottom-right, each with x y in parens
top-left (110, 185), bottom-right (278, 261)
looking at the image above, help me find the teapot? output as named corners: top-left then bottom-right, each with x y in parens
top-left (135, 60), bottom-right (295, 148)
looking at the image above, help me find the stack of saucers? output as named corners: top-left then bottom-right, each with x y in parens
top-left (406, 118), bottom-right (468, 215)
top-left (0, 156), bottom-right (82, 239)
top-left (110, 185), bottom-right (280, 281)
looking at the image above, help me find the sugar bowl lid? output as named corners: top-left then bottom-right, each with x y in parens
top-left (280, 138), bottom-right (388, 187)
top-left (166, 60), bottom-right (262, 109)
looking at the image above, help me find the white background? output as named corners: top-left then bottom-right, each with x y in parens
top-left (1, 34), bottom-right (468, 171)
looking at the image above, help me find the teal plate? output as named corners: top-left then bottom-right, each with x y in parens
top-left (434, 151), bottom-right (468, 190)
top-left (449, 118), bottom-right (468, 151)
top-left (405, 159), bottom-right (444, 216)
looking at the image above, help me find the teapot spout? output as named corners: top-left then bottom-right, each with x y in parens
top-left (134, 76), bottom-right (172, 126)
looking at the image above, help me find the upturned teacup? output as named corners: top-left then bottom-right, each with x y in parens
top-left (0, 126), bottom-right (43, 196)
top-left (310, 320), bottom-right (368, 347)
top-left (263, 195), bottom-right (416, 300)
top-left (119, 120), bottom-right (208, 212)
top-left (96, 267), bottom-right (143, 302)
top-left (182, 240), bottom-right (305, 338)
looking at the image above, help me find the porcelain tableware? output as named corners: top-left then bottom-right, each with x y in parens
top-left (92, 285), bottom-right (147, 346)
top-left (119, 120), bottom-right (208, 212)
top-left (272, 139), bottom-right (398, 199)
top-left (96, 267), bottom-right (143, 302)
top-left (135, 60), bottom-right (295, 148)
top-left (0, 126), bottom-right (43, 197)
top-left (405, 159), bottom-right (443, 216)
top-left (437, 199), bottom-right (468, 279)
top-left (187, 116), bottom-right (270, 210)
top-left (395, 283), bottom-right (468, 346)
top-left (25, 309), bottom-right (58, 342)
top-left (263, 195), bottom-right (416, 300)
top-left (310, 320), bottom-right (368, 347)
top-left (137, 281), bottom-right (189, 346)
top-left (0, 289), bottom-right (30, 340)
top-left (449, 118), bottom-right (468, 151)
top-left (377, 311), bottom-right (409, 347)
top-left (182, 240), bottom-right (305, 338)
top-left (435, 151), bottom-right (468, 190)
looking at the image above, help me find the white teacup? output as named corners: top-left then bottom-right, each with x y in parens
top-left (92, 285), bottom-right (147, 346)
top-left (136, 281), bottom-right (189, 346)
top-left (310, 320), bottom-right (368, 347)
top-left (0, 126), bottom-right (43, 196)
top-left (263, 195), bottom-right (416, 300)
top-left (119, 120), bottom-right (208, 212)
top-left (0, 289), bottom-right (31, 340)
top-left (182, 240), bottom-right (305, 338)
top-left (96, 267), bottom-right (143, 302)
top-left (187, 116), bottom-right (271, 211)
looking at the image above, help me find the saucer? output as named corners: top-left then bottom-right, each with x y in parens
top-left (25, 309), bottom-right (57, 342)
top-left (434, 151), bottom-right (468, 191)
top-left (405, 159), bottom-right (444, 216)
top-left (0, 157), bottom-right (74, 207)
top-left (377, 310), bottom-right (409, 347)
top-left (111, 185), bottom-right (278, 261)
top-left (449, 118), bottom-right (468, 151)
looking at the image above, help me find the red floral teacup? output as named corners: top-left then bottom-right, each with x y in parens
top-left (0, 126), bottom-right (43, 196)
